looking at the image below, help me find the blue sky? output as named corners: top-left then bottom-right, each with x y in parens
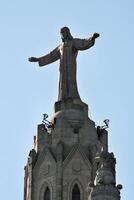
top-left (0, 1), bottom-right (133, 199)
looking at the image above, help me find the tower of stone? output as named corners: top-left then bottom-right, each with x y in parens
top-left (24, 27), bottom-right (122, 200)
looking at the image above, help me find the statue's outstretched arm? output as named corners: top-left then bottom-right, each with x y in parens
top-left (29, 46), bottom-right (60, 67)
top-left (74, 33), bottom-right (100, 51)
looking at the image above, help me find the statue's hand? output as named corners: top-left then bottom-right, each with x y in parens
top-left (28, 57), bottom-right (39, 62)
top-left (92, 33), bottom-right (100, 40)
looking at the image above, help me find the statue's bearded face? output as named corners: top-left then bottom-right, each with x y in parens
top-left (60, 27), bottom-right (70, 41)
top-left (60, 29), bottom-right (68, 40)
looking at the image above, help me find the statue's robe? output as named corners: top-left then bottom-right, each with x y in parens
top-left (38, 37), bottom-right (95, 101)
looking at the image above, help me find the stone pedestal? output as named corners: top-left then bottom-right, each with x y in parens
top-left (88, 185), bottom-right (121, 200)
top-left (24, 98), bottom-right (101, 200)
top-left (24, 99), bottom-right (122, 200)
top-left (54, 98), bottom-right (88, 114)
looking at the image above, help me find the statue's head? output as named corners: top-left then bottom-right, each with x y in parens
top-left (60, 26), bottom-right (73, 42)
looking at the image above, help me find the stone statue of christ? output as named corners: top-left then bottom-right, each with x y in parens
top-left (29, 27), bottom-right (99, 101)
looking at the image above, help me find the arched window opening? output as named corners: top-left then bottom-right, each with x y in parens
top-left (44, 187), bottom-right (50, 200)
top-left (72, 184), bottom-right (80, 200)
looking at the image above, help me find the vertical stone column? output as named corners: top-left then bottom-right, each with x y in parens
top-left (56, 142), bottom-right (63, 200)
top-left (24, 166), bottom-right (28, 200)
top-left (36, 124), bottom-right (47, 153)
top-left (97, 128), bottom-right (108, 153)
top-left (88, 149), bottom-right (122, 200)
top-left (24, 149), bottom-right (37, 200)
top-left (25, 157), bottom-right (33, 200)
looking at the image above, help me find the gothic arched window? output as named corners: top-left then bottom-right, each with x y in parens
top-left (72, 184), bottom-right (80, 200)
top-left (44, 187), bottom-right (50, 200)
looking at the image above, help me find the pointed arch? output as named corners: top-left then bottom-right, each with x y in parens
top-left (39, 181), bottom-right (53, 200)
top-left (44, 187), bottom-right (50, 200)
top-left (68, 179), bottom-right (84, 200)
top-left (72, 184), bottom-right (80, 200)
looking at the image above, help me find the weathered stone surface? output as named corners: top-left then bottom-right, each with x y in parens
top-left (87, 144), bottom-right (122, 200)
top-left (25, 27), bottom-right (122, 200)
top-left (88, 185), bottom-right (121, 200)
top-left (29, 27), bottom-right (99, 102)
top-left (24, 108), bottom-right (100, 200)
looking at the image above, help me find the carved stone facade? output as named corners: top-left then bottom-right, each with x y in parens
top-left (24, 99), bottom-right (102, 200)
top-left (24, 100), bottom-right (122, 200)
top-left (25, 27), bottom-right (122, 200)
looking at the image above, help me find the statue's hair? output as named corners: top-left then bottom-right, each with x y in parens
top-left (60, 26), bottom-right (73, 41)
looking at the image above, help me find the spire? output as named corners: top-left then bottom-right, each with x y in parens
top-left (87, 131), bottom-right (123, 200)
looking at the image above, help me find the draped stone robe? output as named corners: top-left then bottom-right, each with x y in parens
top-left (38, 37), bottom-right (95, 101)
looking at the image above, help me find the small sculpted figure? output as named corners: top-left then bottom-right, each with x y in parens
top-left (94, 166), bottom-right (115, 186)
top-left (94, 151), bottom-right (116, 186)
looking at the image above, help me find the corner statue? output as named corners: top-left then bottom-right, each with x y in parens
top-left (29, 27), bottom-right (99, 101)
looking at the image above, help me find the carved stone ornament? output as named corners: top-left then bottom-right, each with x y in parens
top-left (72, 160), bottom-right (81, 172)
top-left (94, 167), bottom-right (115, 186)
